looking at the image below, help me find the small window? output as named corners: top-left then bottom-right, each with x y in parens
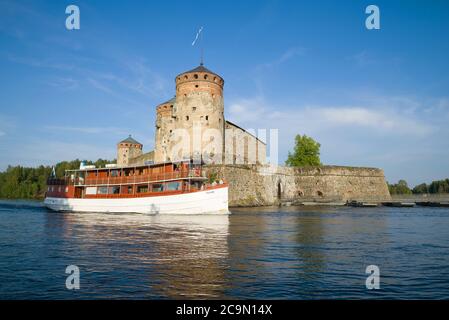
top-left (194, 74), bottom-right (198, 79)
top-left (109, 186), bottom-right (120, 194)
top-left (152, 183), bottom-right (164, 192)
top-left (195, 85), bottom-right (199, 88)
top-left (205, 115), bottom-right (209, 121)
top-left (98, 187), bottom-right (108, 194)
top-left (167, 182), bottom-right (181, 191)
top-left (204, 74), bottom-right (208, 79)
top-left (110, 170), bottom-right (119, 177)
top-left (127, 186), bottom-right (133, 194)
top-left (193, 107), bottom-right (196, 111)
top-left (137, 185), bottom-right (148, 193)
top-left (186, 116), bottom-right (189, 121)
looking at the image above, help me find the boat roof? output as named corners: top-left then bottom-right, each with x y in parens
top-left (65, 159), bottom-right (197, 172)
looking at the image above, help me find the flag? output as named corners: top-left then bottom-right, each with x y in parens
top-left (192, 26), bottom-right (203, 46)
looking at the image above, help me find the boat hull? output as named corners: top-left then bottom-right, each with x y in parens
top-left (44, 186), bottom-right (229, 214)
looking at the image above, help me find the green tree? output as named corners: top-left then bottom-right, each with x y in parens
top-left (412, 183), bottom-right (428, 194)
top-left (0, 158), bottom-right (115, 200)
top-left (285, 134), bottom-right (321, 167)
top-left (428, 179), bottom-right (449, 193)
top-left (388, 180), bottom-right (412, 195)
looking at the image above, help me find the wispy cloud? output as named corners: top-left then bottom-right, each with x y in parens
top-left (44, 125), bottom-right (130, 135)
top-left (256, 47), bottom-right (305, 70)
top-left (47, 77), bottom-right (79, 90)
top-left (87, 78), bottom-right (114, 94)
top-left (228, 95), bottom-right (435, 137)
top-left (6, 54), bottom-right (75, 71)
top-left (14, 139), bottom-right (115, 166)
top-left (349, 51), bottom-right (376, 67)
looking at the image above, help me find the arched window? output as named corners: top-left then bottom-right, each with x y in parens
top-left (194, 74), bottom-right (198, 79)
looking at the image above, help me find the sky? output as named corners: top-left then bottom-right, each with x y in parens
top-left (0, 0), bottom-right (449, 186)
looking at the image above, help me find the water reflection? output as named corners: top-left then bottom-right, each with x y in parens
top-left (294, 210), bottom-right (326, 280)
top-left (30, 205), bottom-right (449, 299)
top-left (45, 212), bottom-right (229, 298)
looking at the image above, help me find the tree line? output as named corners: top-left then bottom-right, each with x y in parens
top-left (0, 159), bottom-right (114, 200)
top-left (388, 179), bottom-right (449, 195)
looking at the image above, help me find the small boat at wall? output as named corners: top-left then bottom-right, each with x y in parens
top-left (44, 160), bottom-right (229, 215)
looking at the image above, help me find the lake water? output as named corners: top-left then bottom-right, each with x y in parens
top-left (0, 200), bottom-right (448, 299)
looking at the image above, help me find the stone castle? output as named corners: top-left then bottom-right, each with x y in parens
top-left (117, 64), bottom-right (266, 167)
top-left (115, 64), bottom-right (391, 206)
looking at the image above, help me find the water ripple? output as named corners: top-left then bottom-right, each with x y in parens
top-left (0, 202), bottom-right (449, 299)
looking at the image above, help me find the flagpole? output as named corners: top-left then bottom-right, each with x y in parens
top-left (200, 28), bottom-right (204, 65)
top-left (192, 27), bottom-right (204, 66)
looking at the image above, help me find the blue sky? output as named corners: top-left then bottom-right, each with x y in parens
top-left (0, 0), bottom-right (448, 186)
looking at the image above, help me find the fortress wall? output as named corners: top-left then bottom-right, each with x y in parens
top-left (224, 121), bottom-right (267, 165)
top-left (204, 164), bottom-right (391, 207)
top-left (128, 151), bottom-right (154, 166)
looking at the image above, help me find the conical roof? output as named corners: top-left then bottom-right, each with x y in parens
top-left (157, 96), bottom-right (176, 107)
top-left (119, 135), bottom-right (141, 145)
top-left (177, 63), bottom-right (221, 78)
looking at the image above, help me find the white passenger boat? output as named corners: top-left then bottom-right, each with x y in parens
top-left (44, 161), bottom-right (229, 215)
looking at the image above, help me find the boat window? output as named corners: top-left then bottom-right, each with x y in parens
top-left (137, 185), bottom-right (148, 193)
top-left (152, 183), bottom-right (164, 192)
top-left (167, 182), bottom-right (181, 191)
top-left (110, 170), bottom-right (119, 177)
top-left (127, 186), bottom-right (133, 194)
top-left (98, 187), bottom-right (108, 194)
top-left (109, 186), bottom-right (120, 194)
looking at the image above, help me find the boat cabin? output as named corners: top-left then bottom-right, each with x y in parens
top-left (46, 161), bottom-right (214, 199)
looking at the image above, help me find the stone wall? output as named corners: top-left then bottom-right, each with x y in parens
top-left (128, 151), bottom-right (154, 166)
top-left (224, 121), bottom-right (267, 165)
top-left (204, 164), bottom-right (391, 207)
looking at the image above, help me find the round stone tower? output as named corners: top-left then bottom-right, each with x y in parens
top-left (117, 135), bottom-right (143, 166)
top-left (154, 97), bottom-right (176, 162)
top-left (154, 64), bottom-right (225, 163)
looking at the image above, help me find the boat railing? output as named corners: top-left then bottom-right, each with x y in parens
top-left (47, 169), bottom-right (206, 186)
